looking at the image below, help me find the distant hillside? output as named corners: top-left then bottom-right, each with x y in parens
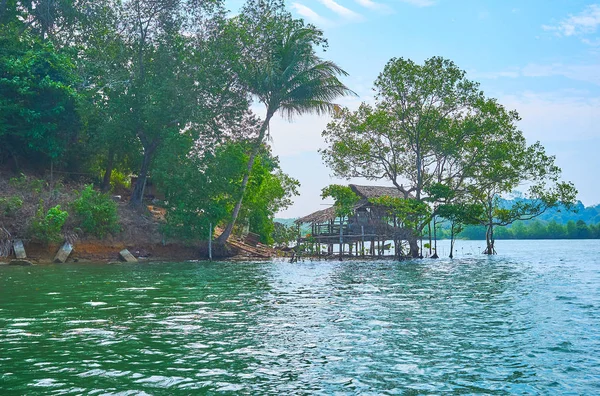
top-left (456, 199), bottom-right (600, 240)
top-left (278, 200), bottom-right (600, 227)
top-left (274, 218), bottom-right (311, 235)
top-left (277, 199), bottom-right (600, 240)
top-left (527, 201), bottom-right (600, 225)
top-left (274, 218), bottom-right (297, 228)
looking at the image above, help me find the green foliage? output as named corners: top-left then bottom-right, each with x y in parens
top-left (154, 141), bottom-right (298, 244)
top-left (29, 203), bottom-right (68, 243)
top-left (321, 185), bottom-right (360, 218)
top-left (243, 153), bottom-right (300, 244)
top-left (0, 29), bottom-right (81, 168)
top-left (458, 219), bottom-right (600, 240)
top-left (234, 0), bottom-right (353, 119)
top-left (272, 222), bottom-right (298, 248)
top-left (369, 196), bottom-right (430, 230)
top-left (437, 203), bottom-right (483, 228)
top-left (0, 196), bottom-right (23, 216)
top-left (109, 171), bottom-right (131, 191)
top-left (8, 174), bottom-right (46, 194)
top-left (217, 0), bottom-right (354, 241)
top-left (71, 185), bottom-right (120, 238)
top-left (321, 55), bottom-right (578, 255)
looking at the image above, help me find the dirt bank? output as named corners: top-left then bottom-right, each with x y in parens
top-left (15, 240), bottom-right (237, 264)
top-left (0, 172), bottom-right (242, 263)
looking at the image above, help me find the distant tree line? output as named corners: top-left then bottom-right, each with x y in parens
top-left (459, 220), bottom-right (600, 240)
top-left (424, 200), bottom-right (600, 240)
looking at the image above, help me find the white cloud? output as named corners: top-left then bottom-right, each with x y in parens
top-left (520, 63), bottom-right (600, 84)
top-left (542, 4), bottom-right (600, 37)
top-left (469, 70), bottom-right (520, 79)
top-left (354, 0), bottom-right (393, 13)
top-left (317, 0), bottom-right (363, 21)
top-left (398, 0), bottom-right (435, 7)
top-left (291, 3), bottom-right (332, 26)
top-left (582, 37), bottom-right (600, 46)
top-left (499, 91), bottom-right (600, 142)
top-left (473, 63), bottom-right (600, 86)
top-left (268, 114), bottom-right (331, 157)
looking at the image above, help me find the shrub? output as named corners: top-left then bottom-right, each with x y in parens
top-left (272, 222), bottom-right (298, 248)
top-left (29, 203), bottom-right (68, 243)
top-left (0, 196), bottom-right (24, 216)
top-left (9, 174), bottom-right (46, 194)
top-left (72, 185), bottom-right (120, 238)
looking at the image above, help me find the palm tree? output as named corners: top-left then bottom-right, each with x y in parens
top-left (217, 24), bottom-right (355, 242)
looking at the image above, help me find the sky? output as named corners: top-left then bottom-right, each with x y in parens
top-left (229, 0), bottom-right (600, 218)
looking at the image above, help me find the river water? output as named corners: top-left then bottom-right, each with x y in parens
top-left (1, 240), bottom-right (599, 394)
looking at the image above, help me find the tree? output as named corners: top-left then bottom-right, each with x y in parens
top-left (240, 151), bottom-right (300, 243)
top-left (467, 135), bottom-right (577, 254)
top-left (436, 202), bottom-right (482, 258)
top-left (76, 0), bottom-right (248, 206)
top-left (0, 29), bottom-right (80, 170)
top-left (321, 56), bottom-right (577, 256)
top-left (217, 0), bottom-right (354, 242)
top-left (322, 57), bottom-right (487, 256)
top-left (272, 222), bottom-right (298, 248)
top-left (153, 140), bottom-right (298, 243)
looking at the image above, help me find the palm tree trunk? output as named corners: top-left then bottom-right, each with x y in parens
top-left (217, 113), bottom-right (273, 243)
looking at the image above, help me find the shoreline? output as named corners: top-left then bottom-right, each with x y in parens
top-left (0, 240), bottom-right (228, 265)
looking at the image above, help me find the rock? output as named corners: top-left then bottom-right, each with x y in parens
top-left (54, 242), bottom-right (73, 263)
top-left (0, 262), bottom-right (8, 266)
top-left (13, 239), bottom-right (26, 259)
top-left (119, 249), bottom-right (138, 263)
top-left (9, 259), bottom-right (33, 266)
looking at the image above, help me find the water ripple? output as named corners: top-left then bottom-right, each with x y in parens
top-left (1, 240), bottom-right (599, 394)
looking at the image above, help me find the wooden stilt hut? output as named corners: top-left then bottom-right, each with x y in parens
top-left (295, 184), bottom-right (414, 258)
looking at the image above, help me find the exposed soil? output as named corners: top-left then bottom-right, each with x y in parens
top-left (0, 171), bottom-right (240, 263)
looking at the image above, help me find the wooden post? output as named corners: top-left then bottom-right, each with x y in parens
top-left (361, 226), bottom-right (365, 257)
top-left (208, 222), bottom-right (212, 261)
top-left (339, 217), bottom-right (343, 261)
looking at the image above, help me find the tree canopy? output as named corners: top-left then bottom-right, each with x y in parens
top-left (321, 56), bottom-right (577, 256)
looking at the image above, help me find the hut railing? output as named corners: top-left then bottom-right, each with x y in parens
top-left (312, 223), bottom-right (349, 236)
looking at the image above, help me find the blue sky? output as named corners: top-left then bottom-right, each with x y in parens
top-left (231, 0), bottom-right (600, 217)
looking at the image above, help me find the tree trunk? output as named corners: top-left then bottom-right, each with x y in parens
top-left (449, 224), bottom-right (455, 259)
top-left (484, 224), bottom-right (495, 255)
top-left (102, 149), bottom-right (115, 192)
top-left (11, 151), bottom-right (19, 171)
top-left (427, 222), bottom-right (432, 256)
top-left (217, 112), bottom-right (273, 243)
top-left (432, 216), bottom-right (439, 259)
top-left (130, 145), bottom-right (155, 207)
top-left (408, 237), bottom-right (419, 258)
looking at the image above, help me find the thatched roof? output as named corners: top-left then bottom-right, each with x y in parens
top-left (349, 184), bottom-right (408, 200)
top-left (295, 184), bottom-right (410, 225)
top-left (295, 206), bottom-right (337, 225)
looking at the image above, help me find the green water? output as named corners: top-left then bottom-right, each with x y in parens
top-left (1, 240), bottom-right (599, 394)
